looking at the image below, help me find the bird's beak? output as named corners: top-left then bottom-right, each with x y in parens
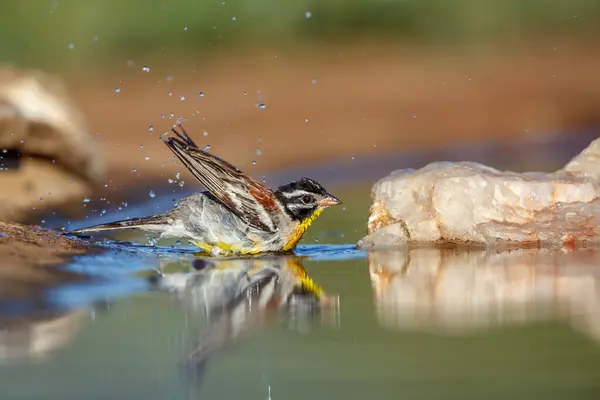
top-left (319, 195), bottom-right (342, 207)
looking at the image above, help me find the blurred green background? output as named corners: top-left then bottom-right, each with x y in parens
top-left (2, 0), bottom-right (600, 69)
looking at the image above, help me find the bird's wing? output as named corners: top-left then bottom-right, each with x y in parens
top-left (163, 125), bottom-right (279, 233)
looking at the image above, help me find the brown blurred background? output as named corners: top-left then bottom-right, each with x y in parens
top-left (1, 0), bottom-right (600, 223)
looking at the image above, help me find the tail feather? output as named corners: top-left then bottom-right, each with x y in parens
top-left (70, 215), bottom-right (169, 234)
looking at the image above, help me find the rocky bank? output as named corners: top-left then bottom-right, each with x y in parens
top-left (359, 137), bottom-right (600, 249)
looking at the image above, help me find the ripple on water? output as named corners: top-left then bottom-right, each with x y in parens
top-left (44, 241), bottom-right (365, 311)
top-left (87, 239), bottom-right (365, 261)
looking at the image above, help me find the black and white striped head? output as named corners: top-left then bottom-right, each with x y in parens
top-left (274, 178), bottom-right (342, 222)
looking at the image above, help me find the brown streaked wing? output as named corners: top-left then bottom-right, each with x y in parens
top-left (163, 128), bottom-right (279, 232)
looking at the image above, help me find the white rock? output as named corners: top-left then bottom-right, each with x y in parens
top-left (0, 67), bottom-right (104, 222)
top-left (359, 137), bottom-right (600, 248)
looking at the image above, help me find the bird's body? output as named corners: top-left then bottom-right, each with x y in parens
top-left (71, 126), bottom-right (341, 256)
top-left (84, 192), bottom-right (314, 256)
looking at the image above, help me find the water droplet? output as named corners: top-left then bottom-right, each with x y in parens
top-left (412, 115), bottom-right (417, 119)
top-left (168, 179), bottom-right (174, 184)
top-left (175, 173), bottom-right (181, 179)
top-left (180, 95), bottom-right (186, 101)
top-left (168, 92), bottom-right (173, 97)
top-left (183, 26), bottom-right (188, 31)
top-left (114, 88), bottom-right (121, 93)
top-left (305, 11), bottom-right (312, 18)
top-left (39, 197), bottom-right (44, 202)
top-left (149, 190), bottom-right (156, 198)
top-left (148, 125), bottom-right (154, 133)
top-left (140, 145), bottom-right (144, 149)
top-left (67, 42), bottom-right (75, 50)
top-left (179, 181), bottom-right (185, 187)
top-left (199, 92), bottom-right (204, 97)
top-left (257, 103), bottom-right (266, 109)
top-left (1, 149), bottom-right (6, 153)
top-left (304, 117), bottom-right (309, 122)
top-left (169, 113), bottom-right (174, 119)
top-left (311, 79), bottom-right (317, 84)
top-left (255, 148), bottom-right (262, 156)
top-left (203, 130), bottom-right (208, 136)
top-left (243, 91), bottom-right (247, 96)
top-left (204, 145), bottom-right (211, 151)
top-left (252, 161), bottom-right (257, 166)
top-left (92, 35), bottom-right (99, 42)
top-left (83, 197), bottom-right (90, 203)
top-left (166, 76), bottom-right (173, 82)
top-left (145, 156), bottom-right (150, 161)
top-left (127, 60), bottom-right (135, 67)
top-left (142, 65), bottom-right (151, 72)
top-left (313, 238), bottom-right (319, 243)
top-left (232, 16), bottom-right (236, 21)
top-left (122, 202), bottom-right (128, 208)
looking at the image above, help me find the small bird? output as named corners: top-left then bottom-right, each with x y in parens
top-left (71, 125), bottom-right (342, 256)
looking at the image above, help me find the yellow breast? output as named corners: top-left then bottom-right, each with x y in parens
top-left (281, 208), bottom-right (324, 251)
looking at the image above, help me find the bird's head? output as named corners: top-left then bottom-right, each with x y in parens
top-left (274, 177), bottom-right (342, 223)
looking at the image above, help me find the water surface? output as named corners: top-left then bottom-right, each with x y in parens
top-left (1, 241), bottom-right (600, 399)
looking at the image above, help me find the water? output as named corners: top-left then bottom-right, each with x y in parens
top-left (1, 239), bottom-right (600, 399)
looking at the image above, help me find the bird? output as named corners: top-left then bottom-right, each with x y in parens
top-left (70, 125), bottom-right (342, 256)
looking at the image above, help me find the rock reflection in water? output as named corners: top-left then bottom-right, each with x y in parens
top-left (0, 309), bottom-right (86, 365)
top-left (369, 247), bottom-right (600, 338)
top-left (153, 255), bottom-right (338, 375)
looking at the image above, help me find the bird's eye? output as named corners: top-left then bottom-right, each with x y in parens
top-left (301, 195), bottom-right (312, 205)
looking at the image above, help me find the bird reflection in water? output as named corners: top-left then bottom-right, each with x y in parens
top-left (369, 247), bottom-right (600, 339)
top-left (152, 255), bottom-right (338, 378)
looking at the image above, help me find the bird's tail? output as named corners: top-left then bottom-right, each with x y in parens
top-left (70, 214), bottom-right (170, 234)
